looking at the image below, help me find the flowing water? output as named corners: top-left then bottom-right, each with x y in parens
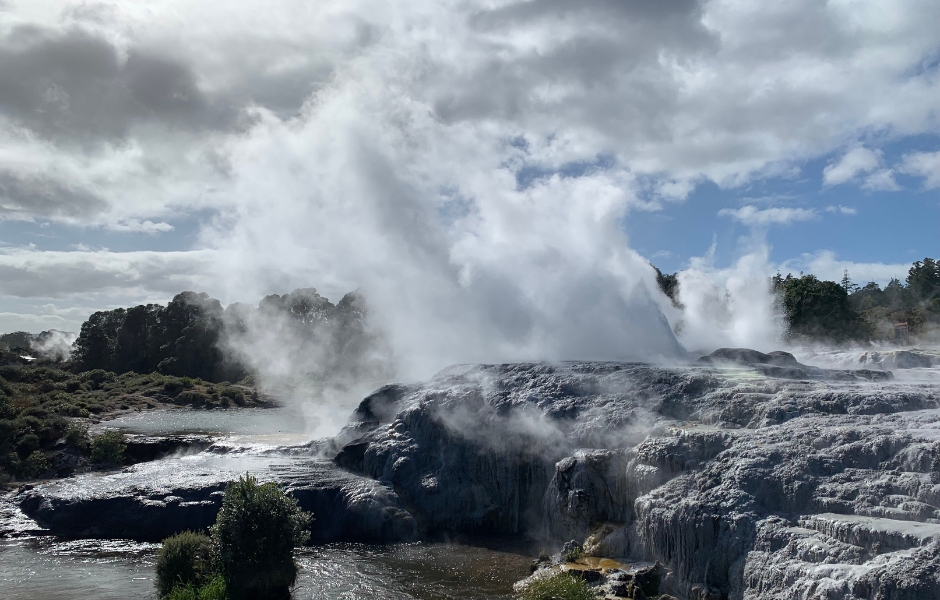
top-left (1, 407), bottom-right (534, 599)
top-left (0, 537), bottom-right (532, 599)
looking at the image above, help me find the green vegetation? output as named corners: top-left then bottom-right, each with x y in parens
top-left (0, 365), bottom-right (262, 483)
top-left (563, 545), bottom-right (582, 563)
top-left (211, 474), bottom-right (312, 600)
top-left (156, 475), bottom-right (312, 600)
top-left (156, 531), bottom-right (214, 597)
top-left (655, 256), bottom-right (940, 344)
top-left (0, 286), bottom-right (378, 484)
top-left (90, 430), bottom-right (126, 464)
top-left (71, 287), bottom-right (374, 384)
top-left (73, 293), bottom-right (242, 382)
top-left (164, 576), bottom-right (228, 600)
top-left (773, 274), bottom-right (870, 342)
top-left (518, 572), bottom-right (596, 600)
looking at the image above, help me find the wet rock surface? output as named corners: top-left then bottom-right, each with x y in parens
top-left (14, 444), bottom-right (416, 543)
top-left (334, 359), bottom-right (940, 599)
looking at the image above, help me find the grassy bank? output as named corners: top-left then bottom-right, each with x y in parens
top-left (0, 362), bottom-right (267, 484)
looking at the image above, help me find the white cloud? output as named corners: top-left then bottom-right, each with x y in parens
top-left (0, 247), bottom-right (215, 298)
top-left (822, 147), bottom-right (882, 186)
top-left (718, 205), bottom-right (817, 226)
top-left (825, 205), bottom-right (858, 215)
top-left (899, 150), bottom-right (940, 189)
top-left (780, 250), bottom-right (912, 286)
top-left (862, 169), bottom-right (901, 191)
top-left (0, 312), bottom-right (69, 333)
top-left (108, 219), bottom-right (175, 234)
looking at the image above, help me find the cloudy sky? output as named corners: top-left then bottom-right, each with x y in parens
top-left (0, 0), bottom-right (937, 367)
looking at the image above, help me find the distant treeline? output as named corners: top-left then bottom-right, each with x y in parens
top-left (0, 288), bottom-right (375, 383)
top-left (656, 257), bottom-right (940, 344)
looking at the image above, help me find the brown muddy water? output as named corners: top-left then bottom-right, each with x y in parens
top-left (0, 536), bottom-right (533, 599)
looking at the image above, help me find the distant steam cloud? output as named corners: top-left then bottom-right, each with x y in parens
top-left (30, 329), bottom-right (76, 360)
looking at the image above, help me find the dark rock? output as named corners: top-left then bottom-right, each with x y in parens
top-left (122, 434), bottom-right (215, 464)
top-left (572, 568), bottom-right (605, 583)
top-left (17, 448), bottom-right (417, 543)
top-left (634, 562), bottom-right (664, 597)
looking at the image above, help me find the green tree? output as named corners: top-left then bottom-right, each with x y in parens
top-left (780, 274), bottom-right (870, 342)
top-left (112, 304), bottom-right (162, 374)
top-left (72, 309), bottom-right (126, 371)
top-left (907, 258), bottom-right (940, 302)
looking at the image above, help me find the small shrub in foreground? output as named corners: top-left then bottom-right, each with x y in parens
top-left (165, 574), bottom-right (228, 600)
top-left (90, 430), bottom-right (126, 464)
top-left (518, 572), bottom-right (596, 600)
top-left (211, 474), bottom-right (312, 600)
top-left (156, 531), bottom-right (213, 597)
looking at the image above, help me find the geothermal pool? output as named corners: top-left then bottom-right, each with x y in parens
top-left (0, 538), bottom-right (532, 600)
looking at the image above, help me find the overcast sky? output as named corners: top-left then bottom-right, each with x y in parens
top-left (0, 0), bottom-right (937, 364)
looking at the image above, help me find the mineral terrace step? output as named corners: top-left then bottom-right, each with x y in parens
top-left (800, 513), bottom-right (940, 554)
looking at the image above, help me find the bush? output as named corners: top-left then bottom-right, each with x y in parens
top-left (164, 378), bottom-right (185, 395)
top-left (81, 369), bottom-right (115, 389)
top-left (165, 575), bottom-right (228, 600)
top-left (18, 450), bottom-right (50, 478)
top-left (156, 531), bottom-right (214, 597)
top-left (90, 430), bottom-right (126, 464)
top-left (64, 423), bottom-right (89, 450)
top-left (16, 433), bottom-right (40, 458)
top-left (518, 572), bottom-right (596, 600)
top-left (221, 389), bottom-right (245, 406)
top-left (176, 391), bottom-right (206, 406)
top-left (211, 474), bottom-right (312, 600)
top-left (563, 546), bottom-right (582, 563)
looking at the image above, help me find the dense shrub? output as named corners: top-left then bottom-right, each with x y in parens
top-left (176, 391), bottom-right (206, 406)
top-left (81, 369), bottom-right (115, 388)
top-left (211, 474), bottom-right (312, 600)
top-left (519, 572), bottom-right (596, 600)
top-left (220, 389), bottom-right (245, 405)
top-left (156, 531), bottom-right (214, 597)
top-left (165, 575), bottom-right (228, 600)
top-left (164, 378), bottom-right (185, 395)
top-left (64, 423), bottom-right (89, 449)
top-left (16, 433), bottom-right (40, 458)
top-left (90, 430), bottom-right (126, 464)
top-left (18, 450), bottom-right (50, 478)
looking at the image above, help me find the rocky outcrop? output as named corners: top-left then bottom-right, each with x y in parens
top-left (331, 359), bottom-right (940, 599)
top-left (16, 444), bottom-right (417, 543)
